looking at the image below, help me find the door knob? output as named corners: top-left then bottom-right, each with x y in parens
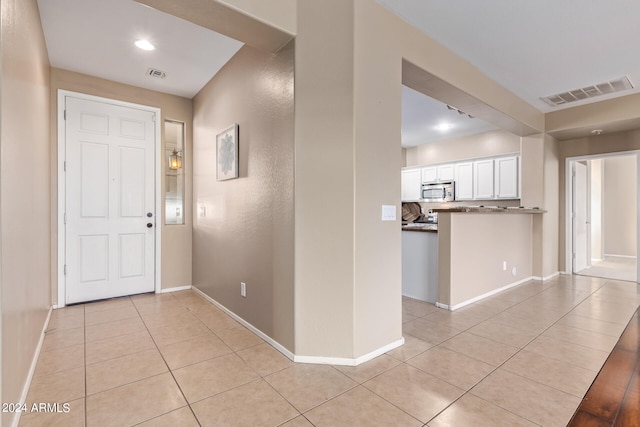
top-left (147, 223), bottom-right (153, 228)
top-left (147, 212), bottom-right (153, 218)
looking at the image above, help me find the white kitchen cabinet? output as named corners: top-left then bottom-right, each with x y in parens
top-left (474, 159), bottom-right (495, 199)
top-left (455, 162), bottom-right (474, 200)
top-left (421, 166), bottom-right (437, 184)
top-left (422, 164), bottom-right (454, 183)
top-left (495, 156), bottom-right (519, 199)
top-left (401, 168), bottom-right (422, 201)
top-left (437, 164), bottom-right (455, 181)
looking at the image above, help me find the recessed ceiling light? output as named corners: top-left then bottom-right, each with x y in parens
top-left (135, 39), bottom-right (155, 51)
top-left (435, 123), bottom-right (452, 132)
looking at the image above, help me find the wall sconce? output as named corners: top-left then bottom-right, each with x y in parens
top-left (169, 148), bottom-right (182, 170)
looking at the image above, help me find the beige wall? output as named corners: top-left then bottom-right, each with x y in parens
top-left (404, 130), bottom-right (521, 167)
top-left (49, 68), bottom-right (194, 300)
top-left (603, 156), bottom-right (637, 257)
top-left (438, 213), bottom-right (533, 307)
top-left (558, 130), bottom-right (640, 271)
top-left (192, 43), bottom-right (295, 351)
top-left (1, 0), bottom-right (51, 424)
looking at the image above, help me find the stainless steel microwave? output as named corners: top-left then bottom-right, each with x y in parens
top-left (422, 181), bottom-right (455, 202)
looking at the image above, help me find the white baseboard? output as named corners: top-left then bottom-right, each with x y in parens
top-left (604, 254), bottom-right (637, 259)
top-left (191, 286), bottom-right (296, 362)
top-left (160, 285), bottom-right (192, 293)
top-left (11, 307), bottom-right (53, 427)
top-left (191, 286), bottom-right (405, 366)
top-left (436, 276), bottom-right (534, 311)
top-left (531, 271), bottom-right (560, 281)
top-left (294, 337), bottom-right (405, 366)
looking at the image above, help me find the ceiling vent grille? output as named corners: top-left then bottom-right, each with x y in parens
top-left (147, 68), bottom-right (166, 79)
top-left (541, 76), bottom-right (633, 107)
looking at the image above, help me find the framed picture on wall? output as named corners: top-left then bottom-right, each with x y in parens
top-left (216, 124), bottom-right (239, 181)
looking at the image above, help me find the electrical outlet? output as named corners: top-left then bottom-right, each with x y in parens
top-left (240, 282), bottom-right (246, 297)
top-left (503, 261), bottom-right (507, 271)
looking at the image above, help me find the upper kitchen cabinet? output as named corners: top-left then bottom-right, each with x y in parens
top-left (495, 156), bottom-right (519, 199)
top-left (474, 159), bottom-right (495, 199)
top-left (455, 162), bottom-right (474, 200)
top-left (421, 163), bottom-right (454, 183)
top-left (401, 168), bottom-right (422, 201)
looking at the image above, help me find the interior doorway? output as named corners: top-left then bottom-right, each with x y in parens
top-left (568, 153), bottom-right (638, 282)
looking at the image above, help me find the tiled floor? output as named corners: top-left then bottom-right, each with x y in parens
top-left (577, 255), bottom-right (637, 283)
top-left (18, 274), bottom-right (640, 426)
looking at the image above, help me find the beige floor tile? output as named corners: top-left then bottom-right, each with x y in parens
top-left (439, 332), bottom-right (519, 366)
top-left (386, 334), bottom-right (433, 362)
top-left (333, 354), bottom-right (401, 384)
top-left (423, 309), bottom-right (488, 331)
top-left (86, 348), bottom-right (168, 395)
top-left (467, 320), bottom-right (537, 348)
top-left (402, 299), bottom-right (439, 317)
top-left (427, 394), bottom-right (537, 427)
top-left (34, 344), bottom-right (84, 376)
top-left (195, 310), bottom-right (241, 332)
top-left (135, 299), bottom-right (190, 317)
top-left (19, 398), bottom-right (85, 427)
top-left (279, 416), bottom-right (315, 426)
top-left (158, 332), bottom-right (232, 370)
top-left (489, 311), bottom-right (556, 334)
top-left (26, 367), bottom-right (85, 407)
top-left (472, 297), bottom-right (518, 313)
top-left (139, 307), bottom-right (199, 329)
top-left (215, 326), bottom-right (264, 351)
top-left (363, 364), bottom-right (464, 423)
top-left (85, 330), bottom-right (156, 365)
top-left (407, 346), bottom-right (494, 390)
top-left (84, 305), bottom-right (139, 326)
top-left (305, 385), bottom-right (422, 427)
top-left (130, 292), bottom-right (178, 307)
top-left (265, 364), bottom-right (357, 412)
top-left (134, 406), bottom-right (198, 427)
top-left (557, 312), bottom-right (626, 337)
top-left (236, 342), bottom-right (294, 376)
top-left (86, 373), bottom-right (186, 426)
top-left (403, 318), bottom-right (462, 345)
top-left (402, 312), bottom-right (419, 323)
top-left (47, 312), bottom-right (84, 332)
top-left (84, 297), bottom-right (133, 313)
top-left (542, 323), bottom-right (619, 353)
top-left (524, 335), bottom-right (610, 371)
top-left (471, 369), bottom-right (581, 427)
top-left (501, 349), bottom-right (597, 398)
top-left (41, 327), bottom-right (84, 352)
top-left (173, 353), bottom-right (259, 403)
top-left (85, 316), bottom-right (146, 343)
top-left (191, 379), bottom-right (299, 427)
top-left (146, 317), bottom-right (210, 346)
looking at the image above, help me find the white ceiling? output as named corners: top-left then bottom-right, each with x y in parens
top-left (37, 0), bottom-right (243, 98)
top-left (37, 0), bottom-right (640, 144)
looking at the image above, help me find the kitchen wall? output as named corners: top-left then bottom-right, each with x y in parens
top-left (1, 0), bottom-right (51, 424)
top-left (404, 129), bottom-right (520, 167)
top-left (192, 42), bottom-right (295, 351)
top-left (558, 129), bottom-right (640, 271)
top-left (50, 68), bottom-right (194, 298)
top-left (603, 155), bottom-right (637, 257)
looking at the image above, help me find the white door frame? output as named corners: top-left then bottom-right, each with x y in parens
top-left (57, 90), bottom-right (162, 307)
top-left (564, 150), bottom-right (640, 282)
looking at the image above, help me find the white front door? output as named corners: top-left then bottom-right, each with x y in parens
top-left (64, 95), bottom-right (156, 304)
top-left (573, 162), bottom-right (589, 272)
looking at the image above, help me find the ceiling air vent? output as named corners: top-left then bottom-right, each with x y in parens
top-left (540, 76), bottom-right (633, 107)
top-left (147, 68), bottom-right (166, 79)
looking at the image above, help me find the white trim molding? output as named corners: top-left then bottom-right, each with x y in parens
top-left (436, 276), bottom-right (534, 311)
top-left (160, 285), bottom-right (192, 293)
top-left (11, 307), bottom-right (53, 427)
top-left (191, 286), bottom-right (405, 366)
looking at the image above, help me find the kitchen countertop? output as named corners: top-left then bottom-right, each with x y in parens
top-left (402, 223), bottom-right (438, 232)
top-left (432, 206), bottom-right (546, 214)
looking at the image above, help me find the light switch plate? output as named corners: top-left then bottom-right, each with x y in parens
top-left (381, 205), bottom-right (396, 221)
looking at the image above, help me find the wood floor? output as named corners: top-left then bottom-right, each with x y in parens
top-left (568, 306), bottom-right (640, 426)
